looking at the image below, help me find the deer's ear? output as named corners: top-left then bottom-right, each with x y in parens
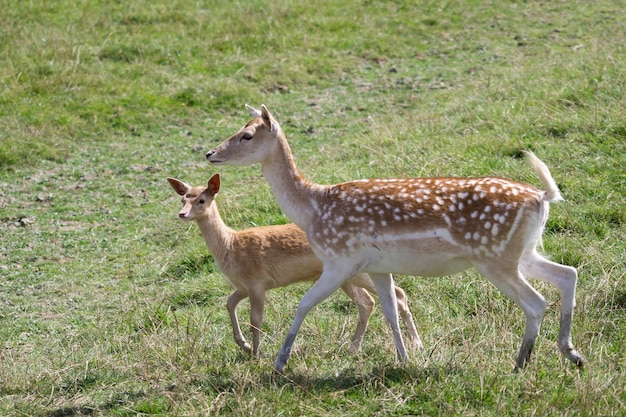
top-left (245, 104), bottom-right (262, 119)
top-left (261, 104), bottom-right (278, 132)
top-left (207, 173), bottom-right (221, 195)
top-left (167, 178), bottom-right (190, 196)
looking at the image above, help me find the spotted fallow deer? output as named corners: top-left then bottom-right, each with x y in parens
top-left (205, 104), bottom-right (585, 372)
top-left (167, 174), bottom-right (421, 358)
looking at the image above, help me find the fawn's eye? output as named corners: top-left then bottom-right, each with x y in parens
top-left (199, 199), bottom-right (205, 204)
top-left (240, 132), bottom-right (253, 141)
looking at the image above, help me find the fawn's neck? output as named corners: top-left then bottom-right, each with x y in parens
top-left (195, 204), bottom-right (235, 266)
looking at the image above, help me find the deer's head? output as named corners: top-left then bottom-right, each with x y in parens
top-left (206, 104), bottom-right (281, 166)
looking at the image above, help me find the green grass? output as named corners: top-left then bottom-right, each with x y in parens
top-left (1, 0), bottom-right (625, 415)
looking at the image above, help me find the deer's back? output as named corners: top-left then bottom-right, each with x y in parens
top-left (220, 223), bottom-right (323, 290)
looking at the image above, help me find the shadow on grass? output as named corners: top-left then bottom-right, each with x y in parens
top-left (165, 361), bottom-right (460, 397)
top-left (46, 390), bottom-right (148, 417)
top-left (265, 364), bottom-right (458, 393)
top-left (42, 363), bottom-right (464, 415)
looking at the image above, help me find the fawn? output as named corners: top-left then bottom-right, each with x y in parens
top-left (167, 173), bottom-right (421, 357)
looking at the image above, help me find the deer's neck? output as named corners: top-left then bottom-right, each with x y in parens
top-left (195, 204), bottom-right (235, 266)
top-left (260, 130), bottom-right (323, 230)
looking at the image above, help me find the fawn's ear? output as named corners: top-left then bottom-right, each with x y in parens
top-left (207, 173), bottom-right (220, 195)
top-left (245, 104), bottom-right (262, 119)
top-left (260, 104), bottom-right (278, 132)
top-left (167, 178), bottom-right (190, 196)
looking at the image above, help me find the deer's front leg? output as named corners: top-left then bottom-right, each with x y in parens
top-left (248, 288), bottom-right (266, 358)
top-left (227, 289), bottom-right (252, 355)
top-left (370, 273), bottom-right (408, 363)
top-left (275, 267), bottom-right (350, 372)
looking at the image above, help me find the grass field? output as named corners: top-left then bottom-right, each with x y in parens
top-left (1, 0), bottom-right (625, 415)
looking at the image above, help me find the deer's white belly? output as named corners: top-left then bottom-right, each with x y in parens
top-left (313, 228), bottom-right (474, 277)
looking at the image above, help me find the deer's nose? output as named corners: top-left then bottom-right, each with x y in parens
top-left (205, 150), bottom-right (214, 160)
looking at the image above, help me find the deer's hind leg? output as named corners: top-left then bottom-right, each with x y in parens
top-left (347, 273), bottom-right (422, 349)
top-left (394, 285), bottom-right (423, 349)
top-left (341, 280), bottom-right (375, 353)
top-left (523, 251), bottom-right (585, 367)
top-left (474, 262), bottom-right (548, 370)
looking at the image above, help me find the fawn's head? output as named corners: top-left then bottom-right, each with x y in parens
top-left (167, 174), bottom-right (221, 221)
top-left (206, 104), bottom-right (280, 166)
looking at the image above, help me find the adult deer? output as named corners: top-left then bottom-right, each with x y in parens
top-left (167, 174), bottom-right (421, 357)
top-left (206, 104), bottom-right (585, 372)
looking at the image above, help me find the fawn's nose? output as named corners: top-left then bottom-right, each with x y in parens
top-left (178, 211), bottom-right (187, 219)
top-left (205, 150), bottom-right (214, 160)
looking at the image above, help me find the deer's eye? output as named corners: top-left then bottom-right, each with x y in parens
top-left (240, 132), bottom-right (253, 141)
top-left (199, 199), bottom-right (205, 204)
